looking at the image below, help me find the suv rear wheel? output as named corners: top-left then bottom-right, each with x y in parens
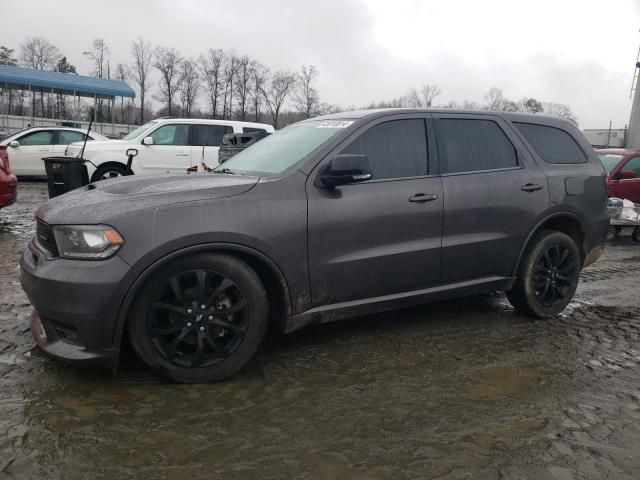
top-left (507, 230), bottom-right (580, 318)
top-left (127, 253), bottom-right (268, 383)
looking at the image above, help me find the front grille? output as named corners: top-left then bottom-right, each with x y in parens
top-left (36, 219), bottom-right (59, 257)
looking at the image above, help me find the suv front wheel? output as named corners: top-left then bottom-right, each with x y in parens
top-left (507, 230), bottom-right (581, 318)
top-left (127, 253), bottom-right (269, 383)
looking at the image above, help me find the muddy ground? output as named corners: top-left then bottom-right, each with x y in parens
top-left (1, 182), bottom-right (640, 480)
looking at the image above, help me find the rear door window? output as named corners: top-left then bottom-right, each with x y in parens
top-left (57, 130), bottom-right (86, 145)
top-left (436, 119), bottom-right (518, 173)
top-left (194, 125), bottom-right (233, 146)
top-left (514, 122), bottom-right (587, 164)
top-left (340, 119), bottom-right (428, 180)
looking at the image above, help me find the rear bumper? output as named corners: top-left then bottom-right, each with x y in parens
top-left (0, 172), bottom-right (17, 208)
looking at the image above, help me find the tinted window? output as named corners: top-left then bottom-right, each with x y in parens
top-left (437, 119), bottom-right (517, 173)
top-left (243, 127), bottom-right (267, 134)
top-left (151, 124), bottom-right (190, 146)
top-left (19, 130), bottom-right (54, 146)
top-left (514, 122), bottom-right (587, 164)
top-left (623, 156), bottom-right (640, 177)
top-left (58, 131), bottom-right (86, 145)
top-left (340, 119), bottom-right (428, 179)
top-left (194, 125), bottom-right (233, 147)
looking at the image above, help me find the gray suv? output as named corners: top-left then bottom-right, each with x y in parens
top-left (21, 109), bottom-right (609, 382)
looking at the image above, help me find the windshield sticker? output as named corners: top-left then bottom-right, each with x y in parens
top-left (316, 120), bottom-right (354, 129)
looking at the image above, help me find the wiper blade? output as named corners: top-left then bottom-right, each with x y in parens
top-left (214, 167), bottom-right (237, 175)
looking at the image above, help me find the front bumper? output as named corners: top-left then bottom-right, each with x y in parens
top-left (20, 239), bottom-right (135, 368)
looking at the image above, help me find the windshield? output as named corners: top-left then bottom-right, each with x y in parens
top-left (215, 119), bottom-right (353, 176)
top-left (598, 154), bottom-right (624, 173)
top-left (121, 121), bottom-right (159, 141)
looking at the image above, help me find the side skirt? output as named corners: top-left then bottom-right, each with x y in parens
top-left (285, 276), bottom-right (515, 333)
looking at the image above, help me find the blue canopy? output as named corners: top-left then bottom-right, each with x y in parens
top-left (0, 65), bottom-right (135, 99)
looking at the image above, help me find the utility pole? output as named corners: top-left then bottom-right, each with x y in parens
top-left (627, 35), bottom-right (640, 149)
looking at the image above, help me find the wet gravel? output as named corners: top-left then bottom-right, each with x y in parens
top-left (1, 182), bottom-right (640, 479)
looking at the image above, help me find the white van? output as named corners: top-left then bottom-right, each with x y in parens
top-left (65, 118), bottom-right (274, 181)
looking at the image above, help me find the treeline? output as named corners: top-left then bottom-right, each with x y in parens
top-left (365, 85), bottom-right (578, 125)
top-left (0, 38), bottom-right (579, 127)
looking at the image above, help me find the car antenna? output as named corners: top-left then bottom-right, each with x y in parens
top-left (78, 117), bottom-right (93, 159)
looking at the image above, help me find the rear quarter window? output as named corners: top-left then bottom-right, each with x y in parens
top-left (514, 122), bottom-right (587, 164)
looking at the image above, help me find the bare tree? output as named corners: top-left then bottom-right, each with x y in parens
top-left (20, 37), bottom-right (60, 70)
top-left (20, 37), bottom-right (60, 117)
top-left (420, 84), bottom-right (441, 107)
top-left (130, 37), bottom-right (153, 124)
top-left (484, 87), bottom-right (504, 111)
top-left (249, 62), bottom-right (268, 122)
top-left (262, 70), bottom-right (297, 128)
top-left (222, 52), bottom-right (239, 119)
top-left (294, 65), bottom-right (319, 118)
top-left (153, 46), bottom-right (184, 116)
top-left (405, 87), bottom-right (421, 108)
top-left (200, 49), bottom-right (226, 119)
top-left (179, 59), bottom-right (200, 118)
top-left (115, 63), bottom-right (129, 123)
top-left (234, 55), bottom-right (253, 120)
top-left (544, 102), bottom-right (578, 125)
top-left (83, 38), bottom-right (110, 78)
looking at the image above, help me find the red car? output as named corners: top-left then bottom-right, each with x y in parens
top-left (0, 145), bottom-right (18, 209)
top-left (597, 148), bottom-right (640, 203)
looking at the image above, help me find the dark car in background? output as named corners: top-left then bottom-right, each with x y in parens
top-left (597, 148), bottom-right (640, 203)
top-left (0, 145), bottom-right (17, 209)
top-left (21, 109), bottom-right (608, 383)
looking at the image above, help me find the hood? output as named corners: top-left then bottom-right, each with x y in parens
top-left (37, 173), bottom-right (259, 225)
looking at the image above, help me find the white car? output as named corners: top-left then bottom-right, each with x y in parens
top-left (0, 127), bottom-right (108, 176)
top-left (64, 118), bottom-right (275, 182)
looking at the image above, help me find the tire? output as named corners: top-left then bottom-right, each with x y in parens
top-left (506, 230), bottom-right (581, 318)
top-left (632, 227), bottom-right (640, 243)
top-left (92, 163), bottom-right (129, 182)
top-left (127, 253), bottom-right (268, 383)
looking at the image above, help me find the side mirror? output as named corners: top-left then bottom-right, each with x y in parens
top-left (142, 136), bottom-right (154, 146)
top-left (9, 140), bottom-right (19, 148)
top-left (617, 169), bottom-right (637, 180)
top-left (319, 154), bottom-right (372, 188)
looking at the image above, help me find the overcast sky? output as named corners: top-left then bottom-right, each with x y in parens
top-left (3, 0), bottom-right (640, 128)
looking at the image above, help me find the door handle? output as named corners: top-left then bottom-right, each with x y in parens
top-left (521, 183), bottom-right (543, 192)
top-left (176, 152), bottom-right (190, 157)
top-left (409, 193), bottom-right (438, 203)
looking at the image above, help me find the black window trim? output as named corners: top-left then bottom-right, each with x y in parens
top-left (512, 121), bottom-right (589, 165)
top-left (433, 116), bottom-right (523, 176)
top-left (327, 115), bottom-right (432, 185)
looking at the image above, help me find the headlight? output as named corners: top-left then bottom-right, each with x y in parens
top-left (53, 225), bottom-right (124, 259)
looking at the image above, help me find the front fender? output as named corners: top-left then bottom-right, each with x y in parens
top-left (111, 241), bottom-right (293, 352)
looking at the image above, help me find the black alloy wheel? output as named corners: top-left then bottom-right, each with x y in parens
top-left (128, 253), bottom-right (268, 383)
top-left (532, 244), bottom-right (577, 307)
top-left (147, 269), bottom-right (248, 368)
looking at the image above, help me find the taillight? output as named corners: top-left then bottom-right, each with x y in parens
top-left (0, 146), bottom-right (10, 173)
